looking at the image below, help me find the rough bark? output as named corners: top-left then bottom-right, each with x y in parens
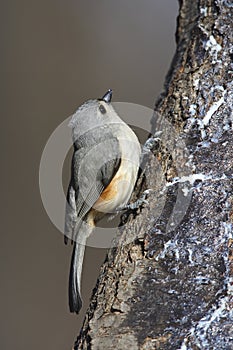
top-left (74, 1), bottom-right (233, 349)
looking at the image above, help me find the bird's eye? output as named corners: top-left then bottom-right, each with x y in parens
top-left (99, 104), bottom-right (106, 114)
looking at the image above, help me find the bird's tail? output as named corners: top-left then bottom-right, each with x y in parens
top-left (69, 241), bottom-right (85, 313)
top-left (68, 222), bottom-right (93, 313)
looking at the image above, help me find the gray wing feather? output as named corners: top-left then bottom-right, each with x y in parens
top-left (64, 182), bottom-right (78, 243)
top-left (65, 136), bottom-right (121, 242)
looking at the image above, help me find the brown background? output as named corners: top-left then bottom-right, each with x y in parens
top-left (1, 1), bottom-right (178, 349)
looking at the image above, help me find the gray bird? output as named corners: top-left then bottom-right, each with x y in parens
top-left (65, 89), bottom-right (141, 313)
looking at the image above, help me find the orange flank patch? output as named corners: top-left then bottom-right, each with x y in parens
top-left (99, 182), bottom-right (117, 201)
top-left (95, 168), bottom-right (127, 205)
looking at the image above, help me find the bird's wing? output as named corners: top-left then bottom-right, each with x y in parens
top-left (64, 136), bottom-right (121, 242)
top-left (64, 181), bottom-right (78, 243)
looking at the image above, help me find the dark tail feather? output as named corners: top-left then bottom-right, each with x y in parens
top-left (69, 242), bottom-right (86, 313)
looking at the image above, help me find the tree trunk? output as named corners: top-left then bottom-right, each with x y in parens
top-left (74, 1), bottom-right (233, 349)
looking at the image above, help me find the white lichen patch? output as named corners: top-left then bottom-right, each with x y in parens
top-left (197, 118), bottom-right (207, 139)
top-left (193, 78), bottom-right (200, 90)
top-left (165, 173), bottom-right (233, 198)
top-left (189, 104), bottom-right (197, 117)
top-left (155, 239), bottom-right (180, 261)
top-left (203, 92), bottom-right (226, 126)
top-left (193, 89), bottom-right (227, 143)
top-left (205, 35), bottom-right (222, 55)
top-left (199, 25), bottom-right (222, 63)
top-left (182, 187), bottom-right (190, 197)
top-left (166, 173), bottom-right (211, 187)
top-left (187, 248), bottom-right (195, 265)
top-left (200, 7), bottom-right (207, 16)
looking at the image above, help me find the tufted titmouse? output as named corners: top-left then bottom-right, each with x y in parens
top-left (65, 89), bottom-right (141, 313)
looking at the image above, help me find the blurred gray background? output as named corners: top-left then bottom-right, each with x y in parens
top-left (1, 1), bottom-right (178, 349)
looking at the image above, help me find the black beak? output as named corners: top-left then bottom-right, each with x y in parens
top-left (101, 89), bottom-right (112, 103)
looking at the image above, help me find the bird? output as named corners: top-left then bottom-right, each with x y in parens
top-left (64, 89), bottom-right (141, 313)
